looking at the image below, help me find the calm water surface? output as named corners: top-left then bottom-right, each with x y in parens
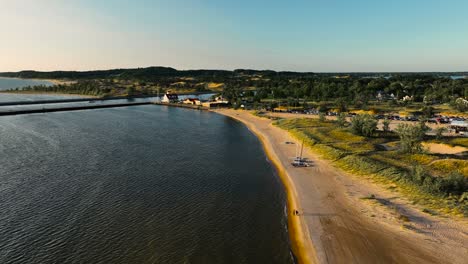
top-left (0, 105), bottom-right (293, 263)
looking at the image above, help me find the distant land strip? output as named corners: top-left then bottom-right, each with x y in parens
top-left (1, 66), bottom-right (467, 80)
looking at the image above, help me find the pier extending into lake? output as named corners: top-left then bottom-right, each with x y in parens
top-left (0, 91), bottom-right (216, 116)
top-left (0, 101), bottom-right (213, 116)
top-left (0, 91), bottom-right (215, 106)
top-left (0, 101), bottom-right (153, 116)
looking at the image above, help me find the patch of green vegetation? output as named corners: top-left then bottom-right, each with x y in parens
top-left (404, 154), bottom-right (437, 166)
top-left (446, 138), bottom-right (468, 148)
top-left (369, 152), bottom-right (409, 170)
top-left (429, 159), bottom-right (468, 177)
top-left (252, 111), bottom-right (283, 120)
top-left (275, 117), bottom-right (468, 217)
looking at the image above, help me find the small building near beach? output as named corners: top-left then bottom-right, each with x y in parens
top-left (199, 96), bottom-right (230, 108)
top-left (201, 101), bottom-right (229, 108)
top-left (162, 91), bottom-right (179, 103)
top-left (183, 98), bottom-right (201, 105)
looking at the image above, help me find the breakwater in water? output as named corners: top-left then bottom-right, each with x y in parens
top-left (0, 102), bottom-right (152, 116)
top-left (0, 91), bottom-right (215, 106)
top-left (0, 102), bottom-right (219, 116)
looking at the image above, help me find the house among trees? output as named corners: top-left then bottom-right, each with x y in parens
top-left (376, 91), bottom-right (396, 101)
top-left (214, 96), bottom-right (229, 103)
top-left (161, 91), bottom-right (179, 103)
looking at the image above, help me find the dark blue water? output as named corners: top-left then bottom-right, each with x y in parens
top-left (0, 105), bottom-right (293, 263)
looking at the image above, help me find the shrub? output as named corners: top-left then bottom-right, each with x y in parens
top-left (434, 126), bottom-right (447, 140)
top-left (411, 165), bottom-right (427, 184)
top-left (421, 105), bottom-right (434, 118)
top-left (336, 112), bottom-right (347, 127)
top-left (422, 176), bottom-right (440, 194)
top-left (394, 123), bottom-right (428, 154)
top-left (351, 114), bottom-right (377, 137)
top-left (334, 97), bottom-right (348, 112)
top-left (318, 103), bottom-right (329, 113)
top-left (439, 173), bottom-right (468, 195)
top-left (318, 112), bottom-right (326, 122)
top-left (383, 118), bottom-right (391, 133)
top-left (126, 86), bottom-right (135, 96)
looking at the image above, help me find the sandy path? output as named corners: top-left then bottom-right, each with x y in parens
top-left (422, 142), bottom-right (467, 154)
top-left (214, 109), bottom-right (468, 264)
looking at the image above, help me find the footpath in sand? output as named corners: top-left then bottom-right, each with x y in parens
top-left (215, 109), bottom-right (468, 264)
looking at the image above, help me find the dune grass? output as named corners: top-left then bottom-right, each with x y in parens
top-left (447, 138), bottom-right (468, 148)
top-left (429, 159), bottom-right (468, 177)
top-left (274, 118), bottom-right (468, 217)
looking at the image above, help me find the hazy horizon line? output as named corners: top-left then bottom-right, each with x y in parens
top-left (2, 66), bottom-right (467, 74)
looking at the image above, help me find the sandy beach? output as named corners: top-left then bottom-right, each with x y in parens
top-left (214, 109), bottom-right (468, 264)
top-left (40, 78), bottom-right (76, 86)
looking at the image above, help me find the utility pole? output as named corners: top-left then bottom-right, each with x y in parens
top-left (299, 139), bottom-right (304, 160)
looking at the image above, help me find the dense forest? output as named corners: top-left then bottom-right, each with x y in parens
top-left (224, 74), bottom-right (468, 108)
top-left (2, 67), bottom-right (467, 111)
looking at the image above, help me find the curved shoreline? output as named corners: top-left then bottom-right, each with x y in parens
top-left (213, 110), bottom-right (317, 264)
top-left (213, 109), bottom-right (468, 264)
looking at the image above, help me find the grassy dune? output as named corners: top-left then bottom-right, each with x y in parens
top-left (274, 118), bottom-right (468, 217)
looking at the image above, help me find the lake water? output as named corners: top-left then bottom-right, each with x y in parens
top-left (0, 105), bottom-right (293, 263)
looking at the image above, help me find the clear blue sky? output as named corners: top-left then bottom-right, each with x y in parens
top-left (1, 0), bottom-right (467, 72)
